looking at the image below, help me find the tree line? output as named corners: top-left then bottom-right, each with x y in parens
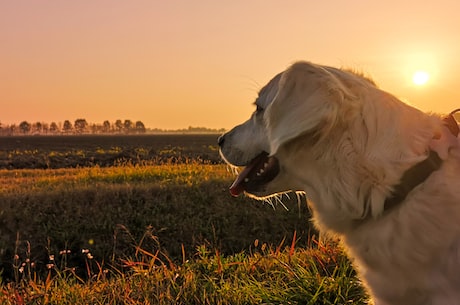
top-left (0, 119), bottom-right (146, 136)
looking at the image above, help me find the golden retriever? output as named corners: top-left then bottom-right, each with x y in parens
top-left (218, 61), bottom-right (460, 305)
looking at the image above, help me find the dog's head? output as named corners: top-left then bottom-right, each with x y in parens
top-left (219, 61), bottom-right (441, 228)
top-left (219, 61), bottom-right (362, 199)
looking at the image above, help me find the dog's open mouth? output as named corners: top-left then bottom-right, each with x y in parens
top-left (229, 152), bottom-right (280, 197)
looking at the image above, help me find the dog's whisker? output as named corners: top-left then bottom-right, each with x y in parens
top-left (263, 197), bottom-right (276, 210)
top-left (275, 194), bottom-right (289, 211)
top-left (260, 193), bottom-right (291, 211)
top-left (225, 164), bottom-right (240, 176)
top-left (295, 191), bottom-right (307, 213)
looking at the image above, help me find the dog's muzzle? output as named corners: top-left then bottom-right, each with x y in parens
top-left (218, 135), bottom-right (280, 196)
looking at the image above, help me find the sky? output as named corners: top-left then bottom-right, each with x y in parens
top-left (2, 0), bottom-right (460, 130)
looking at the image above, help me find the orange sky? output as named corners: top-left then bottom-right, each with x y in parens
top-left (2, 0), bottom-right (460, 130)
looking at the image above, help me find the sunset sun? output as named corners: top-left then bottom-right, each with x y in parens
top-left (412, 70), bottom-right (430, 86)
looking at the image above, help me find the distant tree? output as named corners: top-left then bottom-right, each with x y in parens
top-left (115, 120), bottom-right (123, 133)
top-left (33, 122), bottom-right (42, 134)
top-left (90, 123), bottom-right (98, 134)
top-left (74, 118), bottom-right (88, 134)
top-left (135, 121), bottom-right (146, 134)
top-left (63, 120), bottom-right (73, 134)
top-left (9, 124), bottom-right (17, 135)
top-left (41, 122), bottom-right (49, 134)
top-left (19, 121), bottom-right (31, 134)
top-left (49, 122), bottom-right (59, 134)
top-left (102, 120), bottom-right (111, 133)
top-left (123, 120), bottom-right (133, 133)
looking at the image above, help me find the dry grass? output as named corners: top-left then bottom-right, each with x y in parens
top-left (1, 235), bottom-right (367, 305)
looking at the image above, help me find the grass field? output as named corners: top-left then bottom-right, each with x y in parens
top-left (0, 135), bottom-right (368, 304)
top-left (0, 134), bottom-right (222, 169)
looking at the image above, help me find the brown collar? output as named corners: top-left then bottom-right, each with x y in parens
top-left (443, 110), bottom-right (460, 137)
top-left (384, 112), bottom-right (459, 212)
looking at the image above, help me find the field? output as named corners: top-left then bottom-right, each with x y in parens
top-left (0, 135), bottom-right (368, 304)
top-left (0, 134), bottom-right (222, 169)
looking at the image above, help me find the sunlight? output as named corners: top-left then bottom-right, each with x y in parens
top-left (400, 51), bottom-right (439, 89)
top-left (412, 70), bottom-right (430, 86)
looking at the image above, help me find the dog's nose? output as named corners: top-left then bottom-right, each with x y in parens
top-left (217, 135), bottom-right (225, 147)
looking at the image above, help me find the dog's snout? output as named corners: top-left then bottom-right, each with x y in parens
top-left (217, 135), bottom-right (225, 147)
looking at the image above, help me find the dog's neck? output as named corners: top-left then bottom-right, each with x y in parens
top-left (384, 115), bottom-right (459, 213)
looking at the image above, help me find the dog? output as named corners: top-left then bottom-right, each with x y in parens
top-left (218, 61), bottom-right (460, 305)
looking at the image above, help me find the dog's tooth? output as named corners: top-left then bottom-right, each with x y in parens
top-left (255, 168), bottom-right (264, 177)
top-left (264, 163), bottom-right (269, 168)
top-left (244, 178), bottom-right (249, 182)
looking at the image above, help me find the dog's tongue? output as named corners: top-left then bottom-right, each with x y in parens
top-left (229, 152), bottom-right (269, 197)
top-left (229, 163), bottom-right (256, 197)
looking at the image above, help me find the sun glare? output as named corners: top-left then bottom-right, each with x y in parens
top-left (412, 70), bottom-right (430, 86)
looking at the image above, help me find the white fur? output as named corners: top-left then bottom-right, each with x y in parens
top-left (219, 61), bottom-right (460, 305)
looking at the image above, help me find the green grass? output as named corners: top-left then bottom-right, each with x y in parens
top-left (0, 162), bottom-right (368, 304)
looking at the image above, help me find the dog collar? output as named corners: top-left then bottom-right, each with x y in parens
top-left (384, 150), bottom-right (442, 211)
top-left (384, 112), bottom-right (459, 212)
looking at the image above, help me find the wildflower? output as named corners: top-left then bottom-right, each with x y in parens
top-left (19, 267), bottom-right (24, 273)
top-left (82, 249), bottom-right (90, 254)
top-left (59, 249), bottom-right (71, 255)
top-left (46, 264), bottom-right (54, 269)
top-left (86, 253), bottom-right (94, 260)
top-left (49, 255), bottom-right (55, 261)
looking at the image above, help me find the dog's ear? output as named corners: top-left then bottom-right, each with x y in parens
top-left (266, 62), bottom-right (354, 154)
